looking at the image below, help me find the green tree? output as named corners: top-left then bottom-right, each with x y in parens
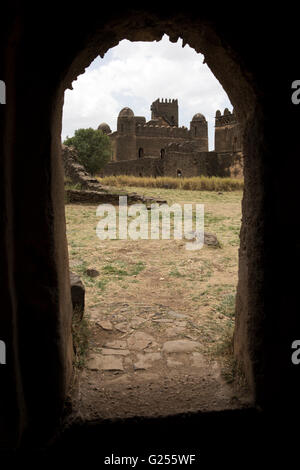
top-left (63, 128), bottom-right (111, 175)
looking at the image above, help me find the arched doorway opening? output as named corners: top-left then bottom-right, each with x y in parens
top-left (2, 8), bottom-right (274, 448)
top-left (59, 25), bottom-right (256, 422)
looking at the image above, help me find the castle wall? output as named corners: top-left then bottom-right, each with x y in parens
top-left (151, 98), bottom-right (178, 126)
top-left (100, 151), bottom-right (243, 178)
top-left (135, 135), bottom-right (187, 159)
top-left (115, 135), bottom-right (136, 161)
top-left (214, 109), bottom-right (243, 153)
top-left (100, 157), bottom-right (163, 177)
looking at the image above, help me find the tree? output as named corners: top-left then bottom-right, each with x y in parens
top-left (63, 128), bottom-right (111, 175)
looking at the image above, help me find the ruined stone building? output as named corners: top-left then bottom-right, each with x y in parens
top-left (99, 98), bottom-right (243, 178)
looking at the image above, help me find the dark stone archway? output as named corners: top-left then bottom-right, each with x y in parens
top-left (0, 3), bottom-right (299, 450)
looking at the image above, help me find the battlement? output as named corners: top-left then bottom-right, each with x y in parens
top-left (136, 123), bottom-right (189, 138)
top-left (151, 98), bottom-right (178, 126)
top-left (215, 108), bottom-right (237, 127)
top-left (153, 98), bottom-right (178, 104)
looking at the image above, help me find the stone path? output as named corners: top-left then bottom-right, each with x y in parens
top-left (70, 301), bottom-right (252, 421)
top-left (86, 302), bottom-right (207, 374)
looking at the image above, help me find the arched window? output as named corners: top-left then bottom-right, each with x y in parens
top-left (138, 148), bottom-right (144, 159)
top-left (177, 169), bottom-right (182, 178)
top-left (160, 148), bottom-right (165, 159)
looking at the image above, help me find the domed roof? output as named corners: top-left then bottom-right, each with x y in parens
top-left (97, 122), bottom-right (111, 134)
top-left (118, 107), bottom-right (134, 118)
top-left (192, 113), bottom-right (206, 122)
top-left (224, 108), bottom-right (231, 115)
top-left (215, 110), bottom-right (221, 117)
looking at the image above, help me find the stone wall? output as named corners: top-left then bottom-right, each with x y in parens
top-left (62, 144), bottom-right (105, 191)
top-left (101, 149), bottom-right (243, 178)
top-left (100, 156), bottom-right (164, 177)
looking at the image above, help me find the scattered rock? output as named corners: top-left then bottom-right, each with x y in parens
top-left (204, 232), bottom-right (220, 247)
top-left (97, 320), bottom-right (113, 331)
top-left (86, 268), bottom-right (100, 278)
top-left (167, 311), bottom-right (187, 319)
top-left (162, 339), bottom-right (200, 354)
top-left (184, 231), bottom-right (220, 247)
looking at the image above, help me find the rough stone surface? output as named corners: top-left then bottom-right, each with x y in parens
top-left (96, 320), bottom-right (113, 331)
top-left (104, 340), bottom-right (128, 350)
top-left (162, 339), bottom-right (200, 354)
top-left (127, 331), bottom-right (156, 351)
top-left (101, 348), bottom-right (130, 356)
top-left (87, 354), bottom-right (124, 371)
top-left (133, 352), bottom-right (161, 370)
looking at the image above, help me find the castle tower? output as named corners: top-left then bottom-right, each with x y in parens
top-left (190, 113), bottom-right (208, 152)
top-left (214, 108), bottom-right (242, 153)
top-left (115, 107), bottom-right (136, 160)
top-left (150, 98), bottom-right (178, 126)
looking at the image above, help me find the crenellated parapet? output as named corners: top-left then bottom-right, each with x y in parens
top-left (136, 123), bottom-right (189, 138)
top-left (150, 98), bottom-right (178, 126)
top-left (215, 108), bottom-right (237, 127)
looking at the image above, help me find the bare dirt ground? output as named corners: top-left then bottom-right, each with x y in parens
top-left (66, 187), bottom-right (252, 421)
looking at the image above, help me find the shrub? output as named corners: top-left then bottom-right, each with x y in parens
top-left (64, 128), bottom-right (111, 175)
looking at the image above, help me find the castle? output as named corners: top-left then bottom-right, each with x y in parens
top-left (99, 98), bottom-right (243, 178)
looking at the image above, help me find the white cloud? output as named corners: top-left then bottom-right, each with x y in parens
top-left (62, 34), bottom-right (232, 150)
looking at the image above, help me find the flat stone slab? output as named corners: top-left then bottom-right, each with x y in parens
top-left (167, 358), bottom-right (184, 367)
top-left (133, 352), bottom-right (162, 370)
top-left (87, 354), bottom-right (124, 371)
top-left (101, 348), bottom-right (130, 356)
top-left (191, 352), bottom-right (206, 368)
top-left (162, 339), bottom-right (200, 354)
top-left (127, 331), bottom-right (156, 351)
top-left (114, 322), bottom-right (129, 333)
top-left (104, 340), bottom-right (128, 349)
top-left (167, 311), bottom-right (187, 319)
top-left (165, 326), bottom-right (186, 337)
top-left (97, 320), bottom-right (113, 331)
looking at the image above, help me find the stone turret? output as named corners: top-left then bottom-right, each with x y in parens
top-left (190, 113), bottom-right (208, 152)
top-left (97, 122), bottom-right (111, 134)
top-left (117, 107), bottom-right (135, 134)
top-left (150, 98), bottom-right (178, 126)
top-left (214, 108), bottom-right (242, 153)
top-left (115, 107), bottom-right (136, 160)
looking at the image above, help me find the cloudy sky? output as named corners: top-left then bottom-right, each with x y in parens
top-left (62, 34), bottom-right (232, 150)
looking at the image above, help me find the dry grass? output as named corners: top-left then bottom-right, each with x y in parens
top-left (98, 175), bottom-right (244, 191)
top-left (65, 187), bottom-right (243, 364)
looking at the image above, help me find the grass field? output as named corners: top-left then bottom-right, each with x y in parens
top-left (99, 175), bottom-right (244, 191)
top-left (66, 186), bottom-right (243, 373)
